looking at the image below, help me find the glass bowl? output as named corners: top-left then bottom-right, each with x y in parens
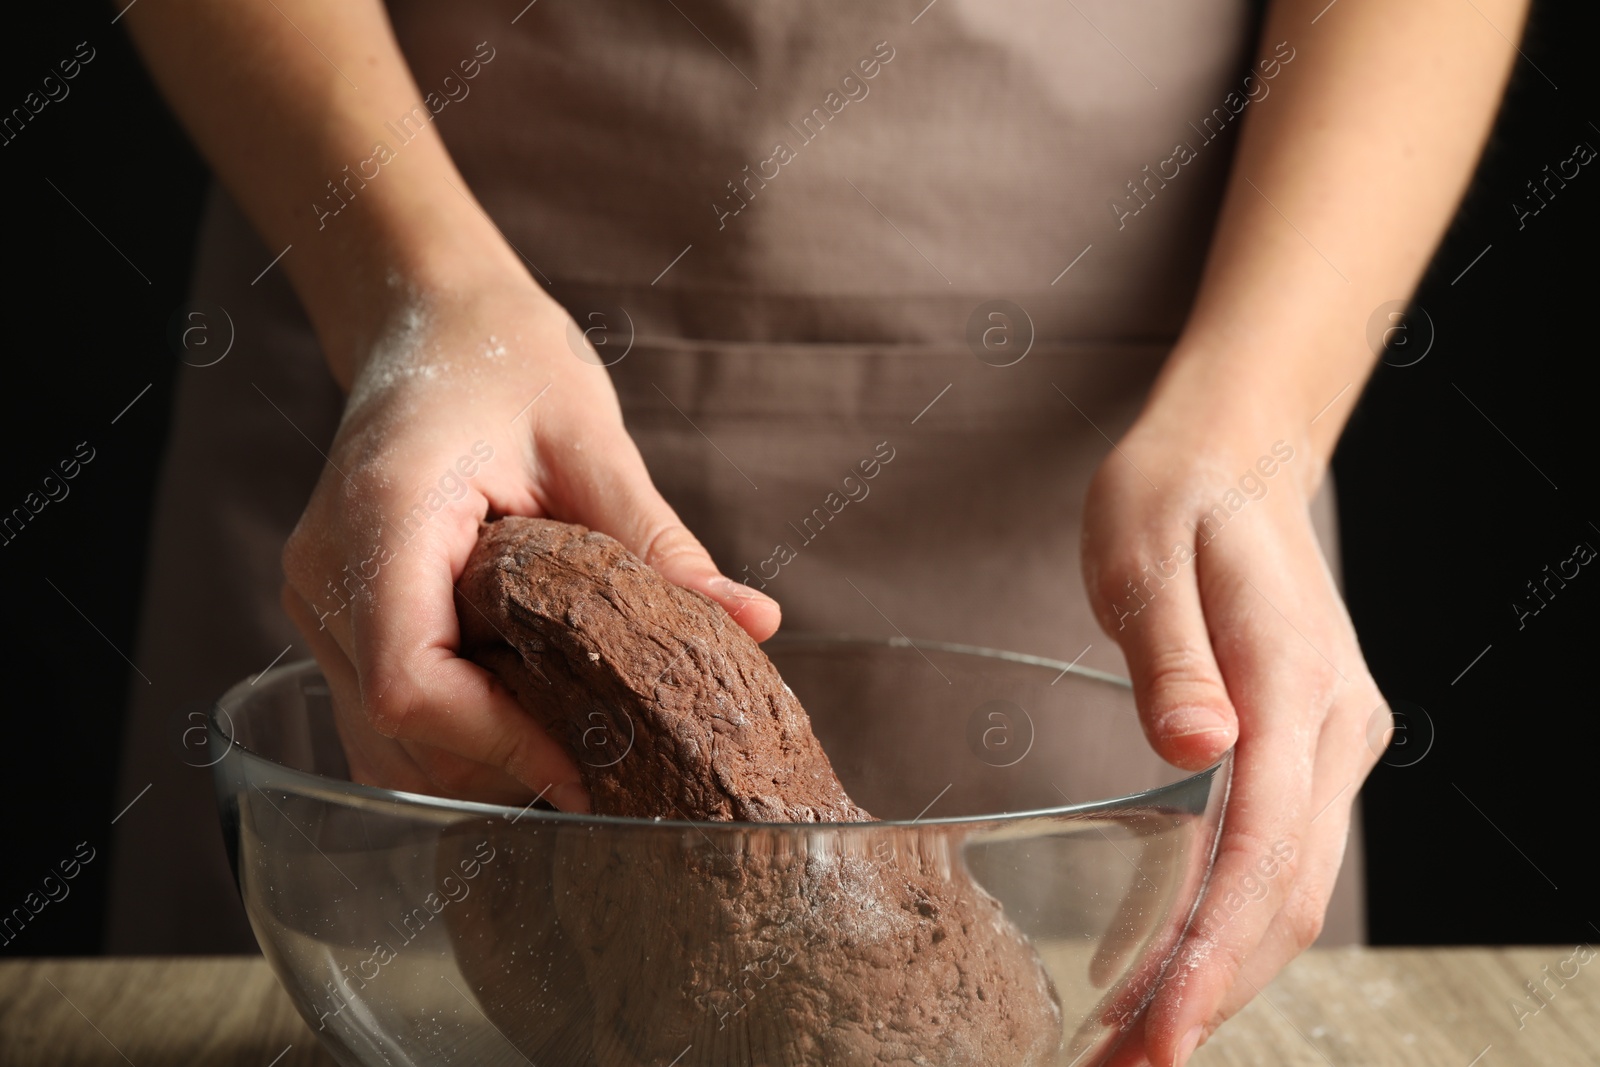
top-left (209, 633), bottom-right (1228, 1066)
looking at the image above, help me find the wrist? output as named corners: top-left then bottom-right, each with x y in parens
top-left (1135, 341), bottom-right (1324, 498)
top-left (1142, 329), bottom-right (1376, 495)
top-left (283, 174), bottom-right (555, 390)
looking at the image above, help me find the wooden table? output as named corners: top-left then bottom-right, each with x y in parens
top-left (0, 949), bottom-right (1592, 1065)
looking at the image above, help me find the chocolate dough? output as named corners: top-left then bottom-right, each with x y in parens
top-left (456, 516), bottom-right (867, 823)
top-left (451, 517), bottom-right (1061, 1065)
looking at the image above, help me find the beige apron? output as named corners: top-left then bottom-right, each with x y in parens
top-left (109, 0), bottom-right (1362, 953)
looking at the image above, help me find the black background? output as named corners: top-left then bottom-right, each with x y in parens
top-left (0, 1), bottom-right (1594, 956)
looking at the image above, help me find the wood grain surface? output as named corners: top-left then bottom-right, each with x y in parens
top-left (0, 949), bottom-right (1592, 1065)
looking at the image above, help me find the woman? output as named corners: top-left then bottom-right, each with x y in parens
top-left (107, 0), bottom-right (1524, 1062)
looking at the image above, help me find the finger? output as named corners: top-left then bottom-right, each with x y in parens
top-left (1141, 803), bottom-right (1358, 1066)
top-left (286, 582), bottom-right (541, 803)
top-left (543, 426), bottom-right (782, 640)
top-left (349, 503), bottom-right (591, 812)
top-left (283, 583), bottom-right (433, 791)
top-left (281, 492), bottom-right (362, 665)
top-left (1139, 536), bottom-right (1340, 1065)
top-left (1201, 812), bottom-right (1351, 1028)
top-left (1098, 1025), bottom-right (1157, 1067)
top-left (1189, 694), bottom-right (1375, 1036)
top-left (1091, 804), bottom-right (1230, 1028)
top-left (1089, 814), bottom-right (1182, 988)
top-left (1093, 535), bottom-right (1239, 770)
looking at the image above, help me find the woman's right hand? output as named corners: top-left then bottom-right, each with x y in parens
top-left (117, 0), bottom-right (778, 809)
top-left (280, 275), bottom-right (781, 810)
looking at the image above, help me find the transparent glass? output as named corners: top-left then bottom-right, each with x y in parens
top-left (210, 633), bottom-right (1229, 1066)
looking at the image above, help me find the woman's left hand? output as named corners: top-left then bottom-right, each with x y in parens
top-left (1070, 0), bottom-right (1529, 1058)
top-left (1080, 395), bottom-right (1387, 1066)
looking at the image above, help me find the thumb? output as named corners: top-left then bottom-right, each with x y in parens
top-left (550, 432), bottom-right (782, 641)
top-left (1095, 551), bottom-right (1237, 770)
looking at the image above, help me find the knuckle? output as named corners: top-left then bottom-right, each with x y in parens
top-left (420, 751), bottom-right (484, 796)
top-left (1088, 553), bottom-right (1143, 612)
top-left (365, 671), bottom-right (421, 739)
top-left (1302, 658), bottom-right (1341, 707)
top-left (1364, 699), bottom-right (1397, 761)
top-left (638, 521), bottom-right (706, 571)
top-left (280, 518), bottom-right (319, 594)
top-left (1185, 920), bottom-right (1251, 989)
top-left (1142, 646), bottom-right (1230, 709)
top-left (1217, 826), bottom-right (1301, 897)
top-left (482, 722), bottom-right (533, 780)
top-left (1084, 454), bottom-right (1143, 512)
top-left (1281, 894), bottom-right (1326, 949)
top-left (1211, 830), bottom-right (1264, 883)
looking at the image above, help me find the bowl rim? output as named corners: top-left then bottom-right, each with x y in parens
top-left (210, 632), bottom-right (1230, 830)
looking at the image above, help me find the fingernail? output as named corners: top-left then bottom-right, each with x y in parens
top-left (1159, 708), bottom-right (1230, 741)
top-left (547, 782), bottom-right (592, 814)
top-left (1176, 1025), bottom-right (1203, 1065)
top-left (712, 576), bottom-right (768, 599)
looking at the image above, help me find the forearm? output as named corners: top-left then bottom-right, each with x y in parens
top-left (1148, 0), bottom-right (1527, 484)
top-left (122, 0), bottom-right (532, 386)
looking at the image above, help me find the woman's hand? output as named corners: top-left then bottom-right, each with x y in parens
top-left (118, 0), bottom-right (783, 813)
top-left (1072, 0), bottom-right (1526, 1057)
top-left (1081, 397), bottom-right (1384, 1065)
top-left (279, 276), bottom-right (779, 810)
